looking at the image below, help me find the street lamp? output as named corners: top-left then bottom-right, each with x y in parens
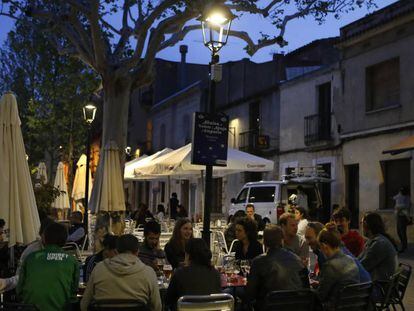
top-left (82, 103), bottom-right (97, 236)
top-left (199, 3), bottom-right (235, 246)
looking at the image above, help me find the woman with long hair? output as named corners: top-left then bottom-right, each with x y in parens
top-left (164, 218), bottom-right (193, 269)
top-left (233, 217), bottom-right (263, 260)
top-left (358, 212), bottom-right (398, 281)
top-left (166, 238), bottom-right (221, 310)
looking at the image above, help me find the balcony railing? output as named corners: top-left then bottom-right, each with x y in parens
top-left (239, 129), bottom-right (259, 152)
top-left (304, 113), bottom-right (333, 146)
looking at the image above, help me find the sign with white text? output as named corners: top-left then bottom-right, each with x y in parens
top-left (191, 112), bottom-right (229, 166)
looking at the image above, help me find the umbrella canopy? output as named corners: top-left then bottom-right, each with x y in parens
top-left (72, 154), bottom-right (92, 202)
top-left (134, 143), bottom-right (274, 178)
top-left (90, 141), bottom-right (125, 213)
top-left (0, 92), bottom-right (40, 247)
top-left (35, 162), bottom-right (48, 184)
top-left (124, 148), bottom-right (173, 180)
top-left (124, 154), bottom-right (148, 180)
top-left (51, 161), bottom-right (70, 209)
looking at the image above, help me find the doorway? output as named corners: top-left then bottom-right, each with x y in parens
top-left (345, 164), bottom-right (359, 228)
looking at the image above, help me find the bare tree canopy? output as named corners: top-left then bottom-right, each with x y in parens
top-left (1, 0), bottom-right (376, 87)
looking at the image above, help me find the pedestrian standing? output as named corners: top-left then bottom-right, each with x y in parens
top-left (393, 187), bottom-right (411, 252)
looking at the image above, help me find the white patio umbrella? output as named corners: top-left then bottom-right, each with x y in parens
top-left (51, 161), bottom-right (70, 210)
top-left (124, 147), bottom-right (172, 180)
top-left (71, 154), bottom-right (92, 211)
top-left (90, 141), bottom-right (125, 214)
top-left (134, 143), bottom-right (274, 178)
top-left (36, 162), bottom-right (48, 184)
top-left (0, 92), bottom-right (40, 247)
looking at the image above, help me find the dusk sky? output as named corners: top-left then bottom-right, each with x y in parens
top-left (0, 1), bottom-right (398, 64)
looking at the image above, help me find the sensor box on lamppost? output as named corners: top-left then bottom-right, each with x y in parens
top-left (191, 112), bottom-right (229, 166)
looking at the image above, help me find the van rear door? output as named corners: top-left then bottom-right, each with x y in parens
top-left (247, 185), bottom-right (278, 222)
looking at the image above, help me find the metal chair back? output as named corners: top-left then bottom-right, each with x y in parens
top-left (389, 263), bottom-right (412, 311)
top-left (177, 293), bottom-right (234, 311)
top-left (375, 270), bottom-right (402, 311)
top-left (333, 281), bottom-right (373, 311)
top-left (0, 303), bottom-right (38, 310)
top-left (264, 289), bottom-right (315, 311)
top-left (88, 299), bottom-right (149, 311)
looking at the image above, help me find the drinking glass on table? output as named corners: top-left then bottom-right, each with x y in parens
top-left (163, 264), bottom-right (173, 280)
top-left (240, 260), bottom-right (250, 277)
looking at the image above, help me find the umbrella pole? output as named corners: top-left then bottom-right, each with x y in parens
top-left (167, 176), bottom-right (171, 218)
top-left (10, 246), bottom-right (15, 270)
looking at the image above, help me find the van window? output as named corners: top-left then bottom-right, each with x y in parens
top-left (248, 187), bottom-right (276, 203)
top-left (235, 188), bottom-right (248, 204)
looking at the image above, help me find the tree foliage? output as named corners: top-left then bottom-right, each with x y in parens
top-left (0, 18), bottom-right (100, 188)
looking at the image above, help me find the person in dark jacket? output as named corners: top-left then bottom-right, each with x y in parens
top-left (246, 224), bottom-right (308, 311)
top-left (134, 203), bottom-right (154, 227)
top-left (169, 193), bottom-right (179, 220)
top-left (138, 221), bottom-right (166, 272)
top-left (166, 238), bottom-right (221, 310)
top-left (316, 227), bottom-right (359, 306)
top-left (245, 204), bottom-right (265, 231)
top-left (233, 217), bottom-right (263, 261)
top-left (225, 210), bottom-right (246, 249)
top-left (83, 234), bottom-right (118, 282)
top-left (164, 218), bottom-right (193, 269)
top-left (67, 211), bottom-right (85, 246)
top-left (358, 212), bottom-right (398, 281)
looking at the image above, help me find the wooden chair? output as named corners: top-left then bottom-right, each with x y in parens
top-left (264, 289), bottom-right (315, 311)
top-left (177, 293), bottom-right (234, 311)
top-left (332, 282), bottom-right (373, 311)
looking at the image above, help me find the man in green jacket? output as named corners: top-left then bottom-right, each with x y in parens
top-left (17, 222), bottom-right (79, 311)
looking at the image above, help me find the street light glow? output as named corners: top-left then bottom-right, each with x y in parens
top-left (206, 12), bottom-right (229, 26)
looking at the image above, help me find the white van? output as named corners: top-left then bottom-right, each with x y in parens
top-left (230, 175), bottom-right (332, 224)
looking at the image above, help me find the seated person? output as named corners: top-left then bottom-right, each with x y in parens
top-left (176, 204), bottom-right (188, 218)
top-left (245, 204), bottom-right (265, 231)
top-left (246, 224), bottom-right (308, 311)
top-left (358, 212), bottom-right (398, 282)
top-left (279, 213), bottom-right (309, 260)
top-left (306, 222), bottom-right (371, 283)
top-left (138, 220), bottom-right (166, 271)
top-left (134, 203), bottom-right (154, 226)
top-left (155, 204), bottom-right (166, 222)
top-left (67, 211), bottom-right (86, 246)
top-left (224, 210), bottom-right (246, 249)
top-left (164, 218), bottom-right (193, 269)
top-left (83, 234), bottom-right (118, 282)
top-left (17, 223), bottom-right (79, 311)
top-left (233, 217), bottom-right (263, 261)
top-left (0, 219), bottom-right (9, 278)
top-left (81, 234), bottom-right (161, 311)
top-left (332, 207), bottom-right (365, 257)
top-left (316, 227), bottom-right (359, 305)
top-left (166, 238), bottom-right (221, 310)
top-left (1, 217), bottom-right (55, 292)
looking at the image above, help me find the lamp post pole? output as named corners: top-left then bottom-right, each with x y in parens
top-left (82, 103), bottom-right (96, 236)
top-left (202, 52), bottom-right (220, 246)
top-left (199, 3), bottom-right (235, 246)
top-left (84, 125), bottom-right (91, 234)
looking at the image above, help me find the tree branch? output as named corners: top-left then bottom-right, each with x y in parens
top-left (89, 0), bottom-right (107, 70)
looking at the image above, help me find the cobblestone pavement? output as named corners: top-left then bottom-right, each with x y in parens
top-left (399, 244), bottom-right (414, 309)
